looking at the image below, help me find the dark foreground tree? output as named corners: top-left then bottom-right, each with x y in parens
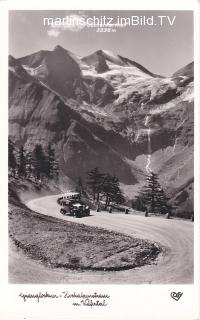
top-left (8, 140), bottom-right (60, 183)
top-left (101, 174), bottom-right (125, 209)
top-left (8, 139), bottom-right (17, 176)
top-left (87, 167), bottom-right (105, 201)
top-left (113, 188), bottom-right (125, 205)
top-left (17, 146), bottom-right (26, 177)
top-left (134, 172), bottom-right (171, 214)
top-left (46, 144), bottom-right (59, 180)
top-left (75, 176), bottom-right (85, 196)
top-left (86, 167), bottom-right (125, 209)
top-left (32, 144), bottom-right (47, 181)
top-left (25, 151), bottom-right (34, 179)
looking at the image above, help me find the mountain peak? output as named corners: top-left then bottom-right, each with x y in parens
top-left (82, 49), bottom-right (124, 67)
top-left (173, 61), bottom-right (194, 78)
top-left (52, 45), bottom-right (81, 64)
top-left (95, 49), bottom-right (103, 55)
top-left (53, 45), bottom-right (66, 52)
top-left (9, 55), bottom-right (17, 66)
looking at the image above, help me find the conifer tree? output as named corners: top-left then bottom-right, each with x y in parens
top-left (87, 167), bottom-right (105, 201)
top-left (18, 146), bottom-right (26, 177)
top-left (75, 176), bottom-right (85, 196)
top-left (113, 188), bottom-right (125, 205)
top-left (101, 174), bottom-right (125, 209)
top-left (8, 138), bottom-right (17, 176)
top-left (135, 172), bottom-right (171, 214)
top-left (46, 144), bottom-right (59, 179)
top-left (32, 144), bottom-right (47, 181)
top-left (25, 151), bottom-right (34, 179)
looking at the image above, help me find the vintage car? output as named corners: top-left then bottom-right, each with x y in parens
top-left (69, 202), bottom-right (90, 217)
top-left (58, 193), bottom-right (90, 217)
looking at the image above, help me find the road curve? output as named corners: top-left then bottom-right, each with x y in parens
top-left (19, 194), bottom-right (193, 284)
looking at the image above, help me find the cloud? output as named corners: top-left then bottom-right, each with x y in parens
top-left (47, 13), bottom-right (87, 37)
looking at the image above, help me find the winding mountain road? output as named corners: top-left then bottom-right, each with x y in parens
top-left (10, 194), bottom-right (193, 284)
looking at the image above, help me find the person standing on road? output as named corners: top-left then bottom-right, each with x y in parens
top-left (125, 208), bottom-right (129, 214)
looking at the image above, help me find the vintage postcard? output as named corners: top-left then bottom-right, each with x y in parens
top-left (0, 0), bottom-right (199, 319)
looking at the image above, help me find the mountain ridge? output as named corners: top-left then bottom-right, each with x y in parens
top-left (11, 45), bottom-right (193, 77)
top-left (9, 45), bottom-right (194, 215)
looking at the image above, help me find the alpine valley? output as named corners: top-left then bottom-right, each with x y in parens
top-left (9, 45), bottom-right (194, 215)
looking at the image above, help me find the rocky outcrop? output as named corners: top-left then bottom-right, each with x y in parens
top-left (94, 51), bottom-right (110, 73)
top-left (9, 69), bottom-right (137, 184)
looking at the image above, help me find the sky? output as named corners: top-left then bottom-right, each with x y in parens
top-left (9, 10), bottom-right (193, 76)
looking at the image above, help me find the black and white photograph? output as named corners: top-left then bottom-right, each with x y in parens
top-left (0, 1), bottom-right (199, 319)
top-left (8, 9), bottom-right (194, 285)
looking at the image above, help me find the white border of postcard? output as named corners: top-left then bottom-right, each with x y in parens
top-left (0, 0), bottom-right (199, 319)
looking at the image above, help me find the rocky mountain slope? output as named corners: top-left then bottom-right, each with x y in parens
top-left (9, 45), bottom-right (194, 215)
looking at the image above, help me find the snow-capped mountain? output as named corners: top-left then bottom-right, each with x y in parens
top-left (9, 45), bottom-right (194, 214)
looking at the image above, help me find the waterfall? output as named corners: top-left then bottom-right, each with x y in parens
top-left (145, 115), bottom-right (152, 173)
